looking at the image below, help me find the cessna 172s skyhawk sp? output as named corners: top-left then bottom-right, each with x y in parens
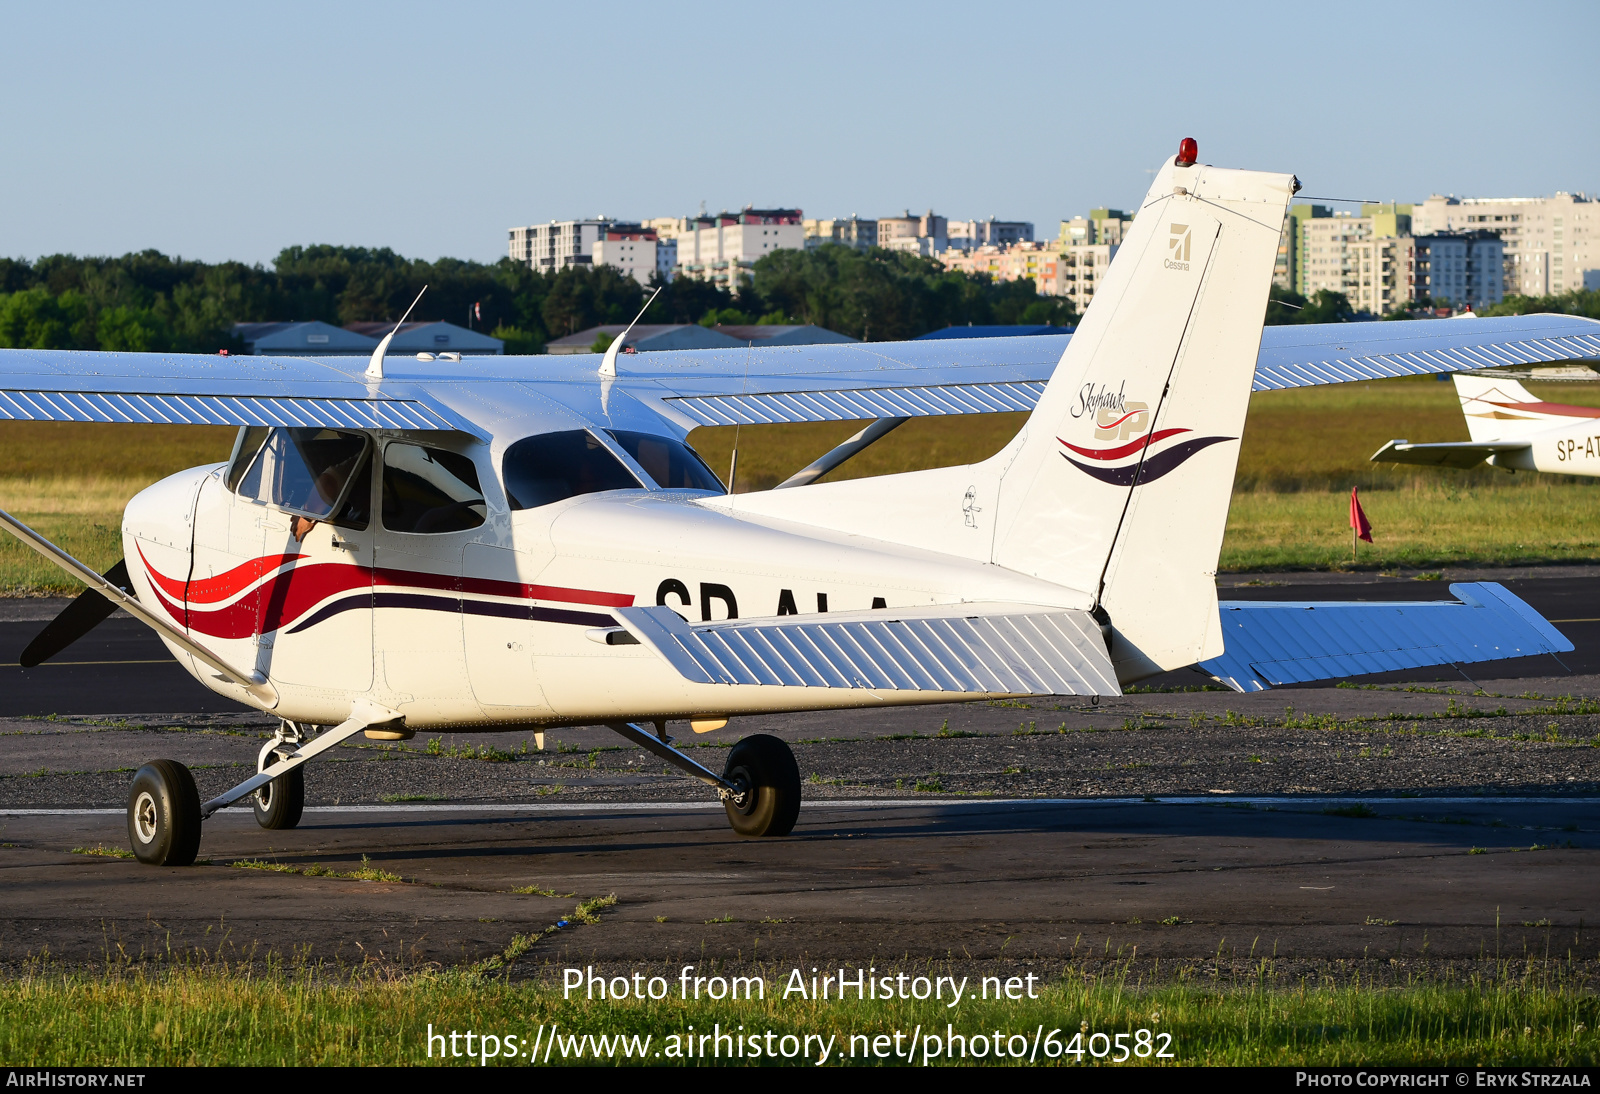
top-left (0, 140), bottom-right (1591, 866)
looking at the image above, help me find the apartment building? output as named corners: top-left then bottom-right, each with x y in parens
top-left (942, 241), bottom-right (1058, 294)
top-left (1296, 206), bottom-right (1421, 313)
top-left (1057, 243), bottom-right (1117, 313)
top-left (675, 207), bottom-right (805, 293)
top-left (1057, 209), bottom-right (1132, 250)
top-left (591, 224), bottom-right (662, 286)
top-left (507, 219), bottom-right (611, 271)
top-left (947, 218), bottom-right (1034, 252)
top-left (1413, 232), bottom-right (1505, 310)
top-left (803, 216), bottom-right (879, 251)
top-left (1411, 193), bottom-right (1597, 296)
top-left (878, 210), bottom-right (948, 255)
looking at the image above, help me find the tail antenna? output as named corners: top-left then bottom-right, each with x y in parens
top-left (365, 285), bottom-right (428, 381)
top-left (599, 285), bottom-right (662, 379)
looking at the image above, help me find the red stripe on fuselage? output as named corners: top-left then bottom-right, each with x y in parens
top-left (1060, 427), bottom-right (1190, 462)
top-left (1487, 399), bottom-right (1600, 419)
top-left (138, 551), bottom-right (634, 639)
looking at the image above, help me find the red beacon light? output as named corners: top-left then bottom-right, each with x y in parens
top-left (1175, 137), bottom-right (1198, 167)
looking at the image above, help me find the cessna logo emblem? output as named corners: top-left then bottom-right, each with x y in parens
top-left (1164, 224), bottom-right (1191, 270)
top-left (1060, 382), bottom-right (1233, 487)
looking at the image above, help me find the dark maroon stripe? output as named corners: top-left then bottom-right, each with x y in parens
top-left (286, 592), bottom-right (614, 634)
top-left (1062, 435), bottom-right (1234, 486)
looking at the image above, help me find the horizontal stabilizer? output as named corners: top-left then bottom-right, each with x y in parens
top-left (1200, 582), bottom-right (1572, 692)
top-left (613, 602), bottom-right (1121, 697)
top-left (1370, 439), bottom-right (1530, 469)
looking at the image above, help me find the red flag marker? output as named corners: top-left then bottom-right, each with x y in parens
top-left (1349, 486), bottom-right (1372, 560)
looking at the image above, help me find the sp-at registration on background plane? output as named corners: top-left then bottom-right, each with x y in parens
top-left (0, 140), bottom-right (1591, 866)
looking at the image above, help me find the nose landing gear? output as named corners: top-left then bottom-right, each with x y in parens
top-left (126, 759), bottom-right (202, 867)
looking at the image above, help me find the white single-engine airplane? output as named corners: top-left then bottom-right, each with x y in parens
top-left (1374, 371), bottom-right (1600, 474)
top-left (0, 140), bottom-right (1591, 866)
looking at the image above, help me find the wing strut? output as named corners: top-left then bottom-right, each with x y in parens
top-left (0, 507), bottom-right (278, 708)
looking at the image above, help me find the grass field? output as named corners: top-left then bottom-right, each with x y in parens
top-left (0, 961), bottom-right (1592, 1066)
top-left (1, 377), bottom-right (1598, 592)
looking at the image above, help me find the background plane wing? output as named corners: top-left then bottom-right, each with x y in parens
top-left (612, 601), bottom-right (1122, 697)
top-left (1369, 439), bottom-right (1531, 469)
top-left (1200, 582), bottom-right (1572, 692)
top-left (0, 314), bottom-right (1595, 431)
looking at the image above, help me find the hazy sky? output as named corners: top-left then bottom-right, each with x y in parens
top-left (2, 0), bottom-right (1595, 266)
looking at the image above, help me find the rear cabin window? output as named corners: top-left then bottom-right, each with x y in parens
top-left (235, 428), bottom-right (369, 521)
top-left (605, 430), bottom-right (725, 492)
top-left (501, 430), bottom-right (642, 511)
top-left (381, 443), bottom-right (487, 534)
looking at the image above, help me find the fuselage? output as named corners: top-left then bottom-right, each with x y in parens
top-left (121, 429), bottom-right (1089, 731)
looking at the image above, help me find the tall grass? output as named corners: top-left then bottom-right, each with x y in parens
top-left (0, 961), bottom-right (1592, 1066)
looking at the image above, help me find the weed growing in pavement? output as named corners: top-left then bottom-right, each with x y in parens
top-left (703, 914), bottom-right (734, 925)
top-left (378, 794), bottom-right (446, 803)
top-left (511, 887), bottom-right (575, 898)
top-left (229, 856), bottom-right (404, 883)
top-left (1366, 917), bottom-right (1400, 927)
top-left (70, 845), bottom-right (133, 859)
top-left (912, 775), bottom-right (946, 792)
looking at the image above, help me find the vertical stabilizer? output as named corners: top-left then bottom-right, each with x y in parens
top-left (1452, 373), bottom-right (1557, 442)
top-left (991, 152), bottom-right (1295, 678)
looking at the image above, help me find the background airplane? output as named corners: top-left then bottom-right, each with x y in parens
top-left (1374, 371), bottom-right (1600, 474)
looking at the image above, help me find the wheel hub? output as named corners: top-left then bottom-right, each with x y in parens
top-left (132, 791), bottom-right (157, 844)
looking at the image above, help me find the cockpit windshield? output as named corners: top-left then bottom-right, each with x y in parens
top-left (501, 430), bottom-right (643, 511)
top-left (605, 430), bottom-right (725, 493)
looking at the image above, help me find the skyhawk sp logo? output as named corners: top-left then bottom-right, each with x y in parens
top-left (1060, 382), bottom-right (1232, 486)
top-left (1164, 223), bottom-right (1191, 270)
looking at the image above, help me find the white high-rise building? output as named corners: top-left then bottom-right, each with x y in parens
top-left (1411, 193), bottom-right (1598, 297)
top-left (675, 208), bottom-right (805, 293)
top-left (507, 219), bottom-right (611, 272)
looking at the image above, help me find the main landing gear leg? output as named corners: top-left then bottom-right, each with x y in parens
top-left (124, 699), bottom-right (404, 867)
top-left (604, 722), bottom-right (801, 838)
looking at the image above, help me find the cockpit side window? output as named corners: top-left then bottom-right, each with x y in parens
top-left (605, 430), bottom-right (726, 492)
top-left (381, 442), bottom-right (487, 534)
top-left (501, 430), bottom-right (643, 511)
top-left (235, 427), bottom-right (369, 520)
top-left (225, 427), bottom-right (271, 492)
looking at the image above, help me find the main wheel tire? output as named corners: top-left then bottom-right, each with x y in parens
top-left (126, 760), bottom-right (202, 866)
top-left (253, 765), bottom-right (304, 830)
top-left (721, 734), bottom-right (801, 837)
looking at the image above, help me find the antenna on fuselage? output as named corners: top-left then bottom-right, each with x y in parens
top-left (365, 285), bottom-right (428, 382)
top-left (599, 285), bottom-right (662, 379)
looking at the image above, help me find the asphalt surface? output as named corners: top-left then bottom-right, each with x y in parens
top-left (1, 569), bottom-right (1597, 978)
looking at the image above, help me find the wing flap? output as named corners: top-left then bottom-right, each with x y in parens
top-left (613, 601), bottom-right (1121, 697)
top-left (1200, 582), bottom-right (1572, 692)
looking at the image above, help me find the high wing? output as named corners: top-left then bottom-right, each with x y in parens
top-left (0, 313), bottom-right (1596, 434)
top-left (1369, 439), bottom-right (1530, 469)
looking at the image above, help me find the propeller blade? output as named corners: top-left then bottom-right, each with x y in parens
top-left (20, 558), bottom-right (131, 667)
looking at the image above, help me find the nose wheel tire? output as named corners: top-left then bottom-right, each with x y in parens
top-left (253, 765), bottom-right (304, 830)
top-left (721, 734), bottom-right (801, 837)
top-left (126, 760), bottom-right (201, 866)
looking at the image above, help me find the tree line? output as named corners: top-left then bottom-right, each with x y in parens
top-left (0, 243), bottom-right (1079, 355)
